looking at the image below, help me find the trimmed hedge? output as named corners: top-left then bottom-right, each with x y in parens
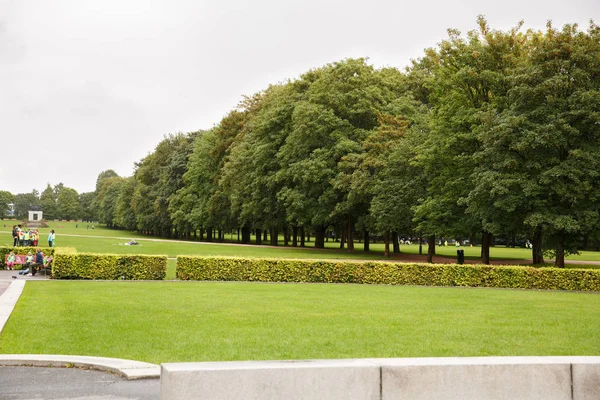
top-left (53, 253), bottom-right (168, 280)
top-left (176, 256), bottom-right (600, 292)
top-left (0, 246), bottom-right (56, 269)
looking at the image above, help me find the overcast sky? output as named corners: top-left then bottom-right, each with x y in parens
top-left (1, 0), bottom-right (598, 195)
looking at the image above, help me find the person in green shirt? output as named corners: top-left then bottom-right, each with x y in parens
top-left (6, 251), bottom-right (16, 270)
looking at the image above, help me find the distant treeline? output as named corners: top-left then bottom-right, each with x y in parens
top-left (3, 18), bottom-right (599, 267)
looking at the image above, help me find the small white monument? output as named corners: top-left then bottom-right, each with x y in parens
top-left (28, 210), bottom-right (43, 227)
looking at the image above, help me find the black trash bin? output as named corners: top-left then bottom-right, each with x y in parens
top-left (457, 249), bottom-right (464, 265)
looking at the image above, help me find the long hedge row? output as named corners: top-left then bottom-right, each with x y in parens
top-left (176, 256), bottom-right (600, 292)
top-left (53, 253), bottom-right (168, 280)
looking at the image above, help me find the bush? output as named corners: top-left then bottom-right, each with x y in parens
top-left (53, 253), bottom-right (168, 280)
top-left (0, 246), bottom-right (56, 269)
top-left (176, 257), bottom-right (600, 292)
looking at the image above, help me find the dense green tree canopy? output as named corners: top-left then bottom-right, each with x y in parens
top-left (5, 18), bottom-right (599, 267)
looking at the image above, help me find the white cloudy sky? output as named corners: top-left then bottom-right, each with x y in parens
top-left (1, 0), bottom-right (598, 194)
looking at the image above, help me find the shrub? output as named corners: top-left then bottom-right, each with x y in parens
top-left (176, 257), bottom-right (600, 292)
top-left (0, 246), bottom-right (56, 269)
top-left (53, 253), bottom-right (167, 280)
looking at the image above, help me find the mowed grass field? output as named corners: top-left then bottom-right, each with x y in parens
top-left (3, 219), bottom-right (600, 267)
top-left (3, 219), bottom-right (599, 260)
top-left (1, 281), bottom-right (599, 364)
top-left (1, 220), bottom-right (599, 363)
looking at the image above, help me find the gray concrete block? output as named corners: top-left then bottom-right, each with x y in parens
top-left (379, 357), bottom-right (572, 400)
top-left (572, 358), bottom-right (600, 400)
top-left (160, 359), bottom-right (380, 400)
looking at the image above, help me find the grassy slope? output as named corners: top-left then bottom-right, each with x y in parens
top-left (1, 281), bottom-right (598, 364)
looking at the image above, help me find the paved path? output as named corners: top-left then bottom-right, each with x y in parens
top-left (0, 366), bottom-right (159, 399)
top-left (0, 269), bottom-right (48, 297)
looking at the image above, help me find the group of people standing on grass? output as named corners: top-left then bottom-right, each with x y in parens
top-left (11, 225), bottom-right (56, 247)
top-left (12, 225), bottom-right (40, 247)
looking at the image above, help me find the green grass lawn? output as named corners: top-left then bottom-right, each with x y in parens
top-left (2, 219), bottom-right (600, 266)
top-left (1, 281), bottom-right (598, 364)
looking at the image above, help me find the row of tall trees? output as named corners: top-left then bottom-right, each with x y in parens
top-left (4, 19), bottom-right (598, 267)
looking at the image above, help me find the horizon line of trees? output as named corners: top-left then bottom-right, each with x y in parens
top-left (0, 183), bottom-right (94, 223)
top-left (2, 18), bottom-right (599, 267)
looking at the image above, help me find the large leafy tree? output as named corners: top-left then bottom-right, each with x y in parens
top-left (98, 177), bottom-right (124, 227)
top-left (219, 87), bottom-right (293, 244)
top-left (40, 184), bottom-right (58, 220)
top-left (471, 22), bottom-right (600, 267)
top-left (79, 192), bottom-right (96, 222)
top-left (0, 190), bottom-right (14, 218)
top-left (276, 59), bottom-right (404, 248)
top-left (57, 187), bottom-right (82, 220)
top-left (133, 133), bottom-right (197, 237)
top-left (412, 17), bottom-right (527, 263)
top-left (13, 190), bottom-right (40, 219)
top-left (175, 118), bottom-right (244, 241)
top-left (113, 177), bottom-right (137, 231)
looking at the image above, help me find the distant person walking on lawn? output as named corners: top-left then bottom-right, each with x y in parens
top-left (48, 230), bottom-right (56, 247)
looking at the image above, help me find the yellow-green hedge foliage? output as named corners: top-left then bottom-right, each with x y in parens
top-left (53, 253), bottom-right (167, 280)
top-left (0, 246), bottom-right (55, 269)
top-left (176, 257), bottom-right (600, 292)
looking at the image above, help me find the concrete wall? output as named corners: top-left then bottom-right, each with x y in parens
top-left (160, 356), bottom-right (600, 400)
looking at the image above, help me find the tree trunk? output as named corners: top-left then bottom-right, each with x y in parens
top-left (555, 231), bottom-right (565, 268)
top-left (218, 229), bottom-right (223, 242)
top-left (384, 231), bottom-right (391, 257)
top-left (263, 229), bottom-right (268, 242)
top-left (481, 231), bottom-right (491, 265)
top-left (419, 231), bottom-right (423, 255)
top-left (292, 226), bottom-right (298, 247)
top-left (314, 225), bottom-right (325, 248)
top-left (347, 215), bottom-right (354, 252)
top-left (283, 226), bottom-right (289, 246)
top-left (340, 226), bottom-right (346, 249)
top-left (300, 227), bottom-right (305, 247)
top-left (427, 235), bottom-right (435, 263)
top-left (270, 227), bottom-right (278, 246)
top-left (256, 229), bottom-right (262, 245)
top-left (392, 231), bottom-right (400, 253)
top-left (306, 232), bottom-right (311, 242)
top-left (532, 227), bottom-right (544, 264)
top-left (241, 226), bottom-right (251, 244)
top-left (363, 229), bottom-right (370, 252)
top-left (207, 227), bottom-right (213, 242)
top-left (237, 228), bottom-right (240, 242)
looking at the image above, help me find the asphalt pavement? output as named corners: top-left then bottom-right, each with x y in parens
top-left (0, 366), bottom-right (160, 400)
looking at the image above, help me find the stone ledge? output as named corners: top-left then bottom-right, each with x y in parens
top-left (0, 354), bottom-right (160, 380)
top-left (161, 359), bottom-right (381, 400)
top-left (160, 357), bottom-right (600, 400)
